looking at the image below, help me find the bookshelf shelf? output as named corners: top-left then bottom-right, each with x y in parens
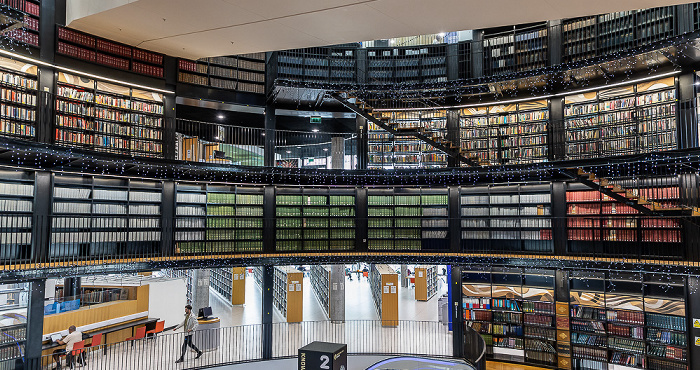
top-left (54, 72), bottom-right (164, 158)
top-left (310, 265), bottom-right (331, 318)
top-left (178, 53), bottom-right (265, 94)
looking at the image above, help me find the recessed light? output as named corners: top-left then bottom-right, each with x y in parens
top-left (286, 150), bottom-right (291, 154)
top-left (312, 129), bottom-right (319, 132)
top-left (323, 148), bottom-right (328, 151)
top-left (217, 114), bottom-right (224, 119)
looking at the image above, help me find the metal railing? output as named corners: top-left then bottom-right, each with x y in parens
top-left (176, 119), bottom-right (358, 169)
top-left (36, 320), bottom-right (471, 370)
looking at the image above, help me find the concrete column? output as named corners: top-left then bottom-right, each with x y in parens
top-left (262, 265), bottom-right (274, 359)
top-left (191, 269), bottom-right (210, 312)
top-left (400, 265), bottom-right (408, 288)
top-left (329, 265), bottom-right (345, 323)
top-left (331, 136), bottom-right (345, 169)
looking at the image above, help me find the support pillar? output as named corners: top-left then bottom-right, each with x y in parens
top-left (63, 277), bottom-right (80, 299)
top-left (677, 72), bottom-right (697, 149)
top-left (331, 136), bottom-right (345, 169)
top-left (446, 110), bottom-right (460, 168)
top-left (25, 279), bottom-right (46, 370)
top-left (329, 265), bottom-right (345, 323)
top-left (356, 115), bottom-right (368, 170)
top-left (261, 265), bottom-right (274, 359)
top-left (31, 172), bottom-right (51, 263)
top-left (400, 265), bottom-right (408, 288)
top-left (450, 265), bottom-right (463, 357)
top-left (190, 269), bottom-right (210, 312)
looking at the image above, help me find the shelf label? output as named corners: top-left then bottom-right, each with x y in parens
top-left (694, 318), bottom-right (700, 328)
top-left (234, 275), bottom-right (238, 280)
top-left (289, 283), bottom-right (294, 292)
top-left (332, 283), bottom-right (337, 291)
top-left (383, 286), bottom-right (390, 294)
top-left (418, 272), bottom-right (423, 278)
top-left (390, 286), bottom-right (396, 294)
top-left (296, 283), bottom-right (301, 291)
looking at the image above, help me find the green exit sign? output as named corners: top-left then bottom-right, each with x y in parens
top-left (310, 116), bottom-right (322, 124)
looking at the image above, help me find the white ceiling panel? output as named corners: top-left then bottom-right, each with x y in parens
top-left (66, 0), bottom-right (696, 59)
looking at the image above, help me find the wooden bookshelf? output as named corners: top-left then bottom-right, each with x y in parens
top-left (414, 265), bottom-right (438, 301)
top-left (273, 266), bottom-right (303, 323)
top-left (369, 264), bottom-right (398, 327)
top-left (210, 267), bottom-right (245, 304)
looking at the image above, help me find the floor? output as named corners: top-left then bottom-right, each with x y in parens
top-left (211, 358), bottom-right (545, 370)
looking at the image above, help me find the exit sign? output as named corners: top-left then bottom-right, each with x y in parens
top-left (310, 117), bottom-right (322, 124)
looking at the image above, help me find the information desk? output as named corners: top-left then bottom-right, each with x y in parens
top-left (193, 317), bottom-right (220, 352)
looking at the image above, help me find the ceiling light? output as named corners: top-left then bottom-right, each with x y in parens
top-left (286, 150), bottom-right (291, 154)
top-left (312, 129), bottom-right (319, 133)
top-left (323, 148), bottom-right (328, 151)
top-left (438, 32), bottom-right (445, 38)
top-left (217, 114), bottom-right (224, 119)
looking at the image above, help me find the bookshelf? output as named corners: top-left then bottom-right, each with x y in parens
top-left (459, 100), bottom-right (549, 166)
top-left (566, 179), bottom-right (683, 256)
top-left (210, 268), bottom-right (233, 302)
top-left (367, 110), bottom-right (448, 169)
top-left (0, 169), bottom-right (33, 260)
top-left (1, 0), bottom-right (39, 48)
top-left (253, 266), bottom-right (263, 290)
top-left (460, 184), bottom-right (552, 253)
top-left (463, 270), bottom-right (557, 366)
top-left (273, 266), bottom-right (303, 323)
top-left (310, 265), bottom-right (331, 318)
top-left (569, 274), bottom-right (688, 370)
top-left (414, 265), bottom-right (438, 301)
top-left (597, 11), bottom-right (635, 56)
top-left (0, 56), bottom-right (37, 140)
top-left (563, 17), bottom-right (597, 63)
top-left (369, 264), bottom-right (398, 327)
top-left (175, 183), bottom-right (206, 254)
top-left (55, 72), bottom-right (164, 158)
top-left (178, 53), bottom-right (265, 94)
top-left (484, 25), bottom-right (547, 76)
top-left (565, 77), bottom-right (677, 160)
top-left (635, 7), bottom-right (675, 45)
top-left (210, 267), bottom-right (245, 305)
top-left (176, 183), bottom-right (264, 254)
top-left (206, 185), bottom-right (264, 253)
top-left (275, 188), bottom-right (355, 252)
top-left (367, 189), bottom-right (448, 251)
top-left (57, 27), bottom-right (164, 78)
top-left (50, 174), bottom-right (161, 259)
top-left (329, 47), bottom-right (356, 84)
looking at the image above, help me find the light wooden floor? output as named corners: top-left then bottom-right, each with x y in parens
top-left (486, 361), bottom-right (549, 370)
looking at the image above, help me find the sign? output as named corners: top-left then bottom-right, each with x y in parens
top-left (310, 116), bottom-right (322, 124)
top-left (695, 337), bottom-right (700, 346)
top-left (299, 341), bottom-right (347, 370)
top-left (693, 318), bottom-right (700, 328)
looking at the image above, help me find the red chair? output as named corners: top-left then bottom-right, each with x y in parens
top-left (125, 326), bottom-right (146, 342)
top-left (66, 340), bottom-right (85, 369)
top-left (145, 321), bottom-right (165, 338)
top-left (85, 333), bottom-right (102, 359)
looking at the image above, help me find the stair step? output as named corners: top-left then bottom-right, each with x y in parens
top-left (625, 190), bottom-right (638, 199)
top-left (637, 197), bottom-right (650, 205)
top-left (610, 185), bottom-right (625, 193)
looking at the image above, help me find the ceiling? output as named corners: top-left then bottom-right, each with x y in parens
top-left (66, 0), bottom-right (694, 60)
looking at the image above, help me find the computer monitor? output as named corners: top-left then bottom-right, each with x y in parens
top-left (198, 306), bottom-right (213, 319)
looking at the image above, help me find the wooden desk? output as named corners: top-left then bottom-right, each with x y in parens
top-left (42, 318), bottom-right (159, 351)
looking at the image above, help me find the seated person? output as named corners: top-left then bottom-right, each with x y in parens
top-left (52, 325), bottom-right (82, 370)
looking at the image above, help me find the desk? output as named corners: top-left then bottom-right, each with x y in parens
top-left (42, 318), bottom-right (159, 351)
top-left (193, 317), bottom-right (220, 352)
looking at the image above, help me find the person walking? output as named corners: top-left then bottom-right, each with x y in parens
top-left (173, 304), bottom-right (202, 363)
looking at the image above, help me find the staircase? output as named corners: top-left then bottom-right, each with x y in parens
top-left (563, 168), bottom-right (700, 217)
top-left (329, 92), bottom-right (483, 167)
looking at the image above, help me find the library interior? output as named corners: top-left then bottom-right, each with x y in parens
top-left (4, 1), bottom-right (700, 370)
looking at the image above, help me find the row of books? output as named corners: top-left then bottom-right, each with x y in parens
top-left (0, 71), bottom-right (36, 90)
top-left (0, 120), bottom-right (33, 137)
top-left (58, 27), bottom-right (163, 66)
top-left (570, 307), bottom-right (604, 322)
top-left (609, 323), bottom-right (644, 339)
top-left (0, 87), bottom-right (36, 106)
top-left (607, 310), bottom-right (644, 325)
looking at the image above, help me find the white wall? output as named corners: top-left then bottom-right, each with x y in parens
top-left (147, 279), bottom-right (187, 328)
top-left (66, 0), bottom-right (132, 25)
